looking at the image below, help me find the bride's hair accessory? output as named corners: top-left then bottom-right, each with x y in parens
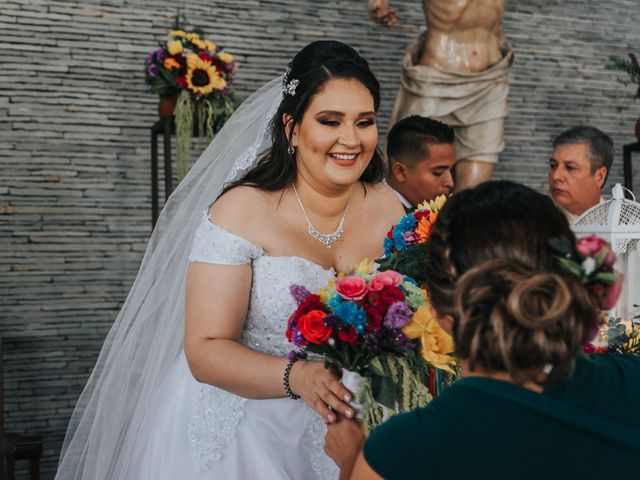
top-left (550, 234), bottom-right (622, 310)
top-left (292, 182), bottom-right (351, 249)
top-left (283, 77), bottom-right (299, 96)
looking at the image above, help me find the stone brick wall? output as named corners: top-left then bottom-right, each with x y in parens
top-left (0, 1), bottom-right (638, 478)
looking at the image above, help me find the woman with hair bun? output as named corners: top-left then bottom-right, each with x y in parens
top-left (325, 180), bottom-right (640, 480)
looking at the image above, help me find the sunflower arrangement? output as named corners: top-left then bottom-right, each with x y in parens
top-left (145, 14), bottom-right (241, 178)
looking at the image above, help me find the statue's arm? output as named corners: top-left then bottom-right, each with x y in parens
top-left (367, 0), bottom-right (398, 27)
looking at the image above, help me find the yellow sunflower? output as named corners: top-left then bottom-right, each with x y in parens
top-left (417, 194), bottom-right (448, 213)
top-left (204, 40), bottom-right (216, 52)
top-left (167, 40), bottom-right (183, 55)
top-left (186, 55), bottom-right (226, 95)
top-left (186, 32), bottom-right (200, 41)
top-left (170, 30), bottom-right (186, 38)
top-left (218, 52), bottom-right (234, 64)
top-left (191, 38), bottom-right (207, 50)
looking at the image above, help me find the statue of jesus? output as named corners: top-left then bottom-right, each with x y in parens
top-left (369, 0), bottom-right (513, 190)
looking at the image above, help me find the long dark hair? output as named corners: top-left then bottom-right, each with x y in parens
top-left (222, 41), bottom-right (385, 195)
top-left (424, 181), bottom-right (597, 385)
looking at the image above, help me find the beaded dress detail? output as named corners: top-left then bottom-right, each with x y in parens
top-left (137, 212), bottom-right (339, 479)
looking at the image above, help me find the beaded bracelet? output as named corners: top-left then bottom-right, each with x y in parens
top-left (283, 350), bottom-right (307, 400)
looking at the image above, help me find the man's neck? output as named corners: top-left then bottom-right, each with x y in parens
top-left (385, 178), bottom-right (413, 210)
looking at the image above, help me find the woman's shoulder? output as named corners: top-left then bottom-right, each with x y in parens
top-left (204, 186), bottom-right (282, 250)
top-left (209, 186), bottom-right (277, 230)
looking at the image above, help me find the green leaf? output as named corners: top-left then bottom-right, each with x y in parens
top-left (556, 257), bottom-right (584, 278)
top-left (593, 271), bottom-right (617, 284)
top-left (368, 357), bottom-right (386, 377)
top-left (371, 375), bottom-right (397, 408)
top-left (549, 237), bottom-right (573, 255)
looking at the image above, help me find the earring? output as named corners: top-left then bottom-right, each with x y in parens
top-left (287, 144), bottom-right (296, 156)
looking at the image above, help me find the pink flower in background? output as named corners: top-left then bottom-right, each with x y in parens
top-left (368, 270), bottom-right (402, 292)
top-left (576, 235), bottom-right (608, 258)
top-left (336, 275), bottom-right (368, 301)
top-left (601, 248), bottom-right (617, 270)
top-left (601, 273), bottom-right (624, 310)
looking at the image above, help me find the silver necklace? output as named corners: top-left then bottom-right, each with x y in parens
top-left (292, 183), bottom-right (351, 249)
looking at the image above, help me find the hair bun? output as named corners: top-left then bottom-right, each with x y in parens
top-left (506, 272), bottom-right (572, 330)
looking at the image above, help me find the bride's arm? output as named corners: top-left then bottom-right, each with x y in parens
top-left (184, 261), bottom-right (355, 422)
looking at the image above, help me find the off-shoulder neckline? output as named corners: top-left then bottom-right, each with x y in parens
top-left (203, 211), bottom-right (336, 274)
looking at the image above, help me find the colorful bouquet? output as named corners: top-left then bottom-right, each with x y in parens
top-left (144, 13), bottom-right (241, 178)
top-left (584, 312), bottom-right (640, 355)
top-left (378, 195), bottom-right (447, 285)
top-left (551, 234), bottom-right (623, 311)
top-left (286, 259), bottom-right (455, 432)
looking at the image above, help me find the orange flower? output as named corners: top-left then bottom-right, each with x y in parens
top-left (416, 214), bottom-right (437, 243)
top-left (163, 57), bottom-right (181, 70)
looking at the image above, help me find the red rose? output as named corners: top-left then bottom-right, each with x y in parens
top-left (337, 325), bottom-right (359, 344)
top-left (298, 310), bottom-right (333, 345)
top-left (287, 294), bottom-right (324, 340)
top-left (368, 285), bottom-right (405, 314)
top-left (363, 305), bottom-right (382, 331)
top-left (414, 210), bottom-right (430, 221)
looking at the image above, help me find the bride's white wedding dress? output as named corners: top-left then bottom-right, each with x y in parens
top-left (135, 212), bottom-right (339, 479)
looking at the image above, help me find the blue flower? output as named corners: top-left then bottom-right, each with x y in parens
top-left (333, 302), bottom-right (368, 334)
top-left (392, 227), bottom-right (407, 251)
top-left (398, 213), bottom-right (417, 231)
top-left (327, 294), bottom-right (345, 312)
top-left (384, 237), bottom-right (394, 257)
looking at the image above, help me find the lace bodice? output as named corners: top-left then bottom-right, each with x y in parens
top-left (189, 212), bottom-right (336, 355)
top-left (186, 213), bottom-right (338, 477)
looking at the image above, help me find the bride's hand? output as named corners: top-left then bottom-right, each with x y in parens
top-left (288, 360), bottom-right (355, 424)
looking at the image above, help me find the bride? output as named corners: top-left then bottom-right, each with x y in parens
top-left (56, 40), bottom-right (405, 479)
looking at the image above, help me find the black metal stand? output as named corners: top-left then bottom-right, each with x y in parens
top-left (623, 141), bottom-right (640, 195)
top-left (150, 117), bottom-right (174, 227)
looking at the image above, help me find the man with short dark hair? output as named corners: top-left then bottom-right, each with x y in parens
top-left (549, 125), bottom-right (614, 222)
top-left (386, 115), bottom-right (455, 211)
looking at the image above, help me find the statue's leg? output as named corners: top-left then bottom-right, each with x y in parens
top-left (452, 117), bottom-right (504, 191)
top-left (454, 160), bottom-right (495, 191)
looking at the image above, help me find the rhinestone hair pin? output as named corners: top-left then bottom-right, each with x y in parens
top-left (283, 78), bottom-right (299, 96)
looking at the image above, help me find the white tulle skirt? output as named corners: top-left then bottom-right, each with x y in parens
top-left (134, 354), bottom-right (338, 479)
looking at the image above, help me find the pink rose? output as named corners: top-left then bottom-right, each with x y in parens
top-left (576, 235), bottom-right (608, 258)
top-left (601, 248), bottom-right (617, 270)
top-left (601, 273), bottom-right (624, 310)
top-left (335, 275), bottom-right (368, 301)
top-left (368, 270), bottom-right (402, 292)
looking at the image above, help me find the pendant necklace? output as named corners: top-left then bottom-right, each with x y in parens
top-left (292, 183), bottom-right (351, 249)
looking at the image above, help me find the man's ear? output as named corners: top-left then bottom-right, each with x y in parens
top-left (282, 114), bottom-right (296, 146)
top-left (391, 161), bottom-right (408, 182)
top-left (594, 166), bottom-right (607, 189)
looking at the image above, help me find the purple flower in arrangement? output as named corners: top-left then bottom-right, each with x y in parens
top-left (323, 314), bottom-right (341, 328)
top-left (291, 327), bottom-right (307, 347)
top-left (146, 51), bottom-right (155, 64)
top-left (147, 64), bottom-right (159, 77)
top-left (403, 231), bottom-right (418, 244)
top-left (289, 284), bottom-right (312, 305)
top-left (384, 302), bottom-right (413, 329)
top-left (393, 331), bottom-right (416, 350)
top-left (156, 47), bottom-right (168, 62)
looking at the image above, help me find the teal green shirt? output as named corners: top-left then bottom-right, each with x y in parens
top-left (364, 354), bottom-right (640, 479)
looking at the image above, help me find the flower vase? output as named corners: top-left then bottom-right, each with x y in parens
top-left (158, 95), bottom-right (178, 118)
top-left (340, 368), bottom-right (365, 421)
